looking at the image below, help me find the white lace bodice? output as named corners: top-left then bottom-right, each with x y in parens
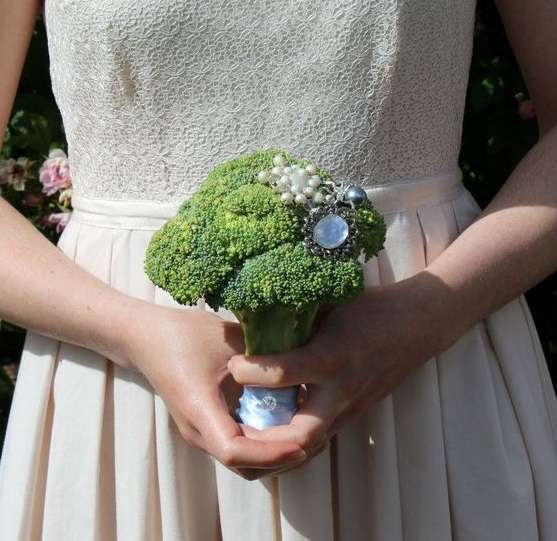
top-left (43, 0), bottom-right (477, 203)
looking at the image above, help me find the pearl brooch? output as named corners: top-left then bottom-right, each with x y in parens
top-left (257, 153), bottom-right (371, 260)
top-left (257, 153), bottom-right (331, 208)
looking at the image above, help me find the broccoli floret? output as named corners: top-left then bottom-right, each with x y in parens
top-left (354, 202), bottom-right (387, 262)
top-left (212, 183), bottom-right (301, 260)
top-left (144, 148), bottom-right (385, 354)
top-left (218, 243), bottom-right (363, 312)
top-left (144, 208), bottom-right (233, 305)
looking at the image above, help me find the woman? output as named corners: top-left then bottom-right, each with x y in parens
top-left (0, 0), bottom-right (556, 539)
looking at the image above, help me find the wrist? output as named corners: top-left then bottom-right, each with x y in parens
top-left (395, 271), bottom-right (464, 354)
top-left (92, 292), bottom-right (151, 370)
top-left (113, 300), bottom-right (202, 372)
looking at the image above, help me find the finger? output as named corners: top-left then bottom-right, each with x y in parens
top-left (297, 384), bottom-right (309, 405)
top-left (196, 391), bottom-right (307, 469)
top-left (244, 385), bottom-right (337, 454)
top-left (175, 420), bottom-right (205, 450)
top-left (235, 422), bottom-right (310, 481)
top-left (218, 319), bottom-right (246, 357)
top-left (273, 440), bottom-right (329, 475)
top-left (228, 344), bottom-right (332, 387)
top-left (205, 311), bottom-right (245, 358)
top-left (235, 439), bottom-right (330, 480)
top-left (267, 439), bottom-right (329, 477)
top-left (219, 371), bottom-right (243, 414)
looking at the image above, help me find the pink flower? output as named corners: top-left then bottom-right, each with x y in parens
top-left (46, 211), bottom-right (72, 234)
top-left (0, 157), bottom-right (32, 193)
top-left (518, 99), bottom-right (536, 121)
top-left (39, 149), bottom-right (72, 196)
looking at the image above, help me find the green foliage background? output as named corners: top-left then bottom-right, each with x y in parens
top-left (0, 1), bottom-right (555, 449)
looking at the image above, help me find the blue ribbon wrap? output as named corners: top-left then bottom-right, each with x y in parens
top-left (236, 385), bottom-right (299, 429)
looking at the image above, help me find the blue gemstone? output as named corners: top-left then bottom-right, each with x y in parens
top-left (344, 185), bottom-right (368, 206)
top-left (313, 214), bottom-right (349, 249)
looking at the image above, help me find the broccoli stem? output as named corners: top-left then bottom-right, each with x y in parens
top-left (234, 303), bottom-right (320, 356)
top-left (232, 304), bottom-right (320, 428)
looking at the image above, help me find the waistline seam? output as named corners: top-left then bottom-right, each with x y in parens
top-left (69, 168), bottom-right (466, 227)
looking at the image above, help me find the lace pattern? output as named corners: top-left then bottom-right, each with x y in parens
top-left (44, 0), bottom-right (477, 202)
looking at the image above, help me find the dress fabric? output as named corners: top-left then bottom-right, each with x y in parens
top-left (1, 1), bottom-right (557, 540)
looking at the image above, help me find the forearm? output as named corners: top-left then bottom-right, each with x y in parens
top-left (414, 123), bottom-right (557, 342)
top-left (0, 197), bottom-right (150, 367)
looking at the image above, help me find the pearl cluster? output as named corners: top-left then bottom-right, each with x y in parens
top-left (257, 154), bottom-right (335, 206)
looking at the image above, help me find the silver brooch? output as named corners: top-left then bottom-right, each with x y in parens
top-left (302, 202), bottom-right (359, 259)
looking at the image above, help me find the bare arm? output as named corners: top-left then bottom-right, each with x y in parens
top-left (421, 0), bottom-right (557, 342)
top-left (0, 0), bottom-right (37, 138)
top-left (0, 0), bottom-right (143, 367)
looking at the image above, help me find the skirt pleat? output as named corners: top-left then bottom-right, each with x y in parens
top-left (152, 286), bottom-right (220, 541)
top-left (359, 206), bottom-right (453, 541)
top-left (41, 223), bottom-right (115, 541)
top-left (110, 229), bottom-right (162, 540)
top-left (0, 178), bottom-right (556, 541)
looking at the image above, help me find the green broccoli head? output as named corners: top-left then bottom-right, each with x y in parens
top-left (212, 243), bottom-right (364, 312)
top-left (144, 148), bottom-right (385, 313)
top-left (212, 183), bottom-right (299, 260)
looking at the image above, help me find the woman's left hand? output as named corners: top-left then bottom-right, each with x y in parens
top-left (228, 273), bottom-right (455, 477)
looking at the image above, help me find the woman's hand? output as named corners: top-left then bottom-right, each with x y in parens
top-left (124, 304), bottom-right (307, 477)
top-left (227, 274), bottom-right (455, 474)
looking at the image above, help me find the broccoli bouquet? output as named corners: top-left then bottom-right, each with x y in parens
top-left (144, 149), bottom-right (386, 429)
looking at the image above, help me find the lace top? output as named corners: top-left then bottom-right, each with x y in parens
top-left (43, 0), bottom-right (477, 203)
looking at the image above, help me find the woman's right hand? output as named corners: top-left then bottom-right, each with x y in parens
top-left (123, 303), bottom-right (307, 477)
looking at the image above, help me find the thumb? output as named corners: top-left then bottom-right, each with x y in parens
top-left (228, 342), bottom-right (325, 387)
top-left (197, 391), bottom-right (306, 469)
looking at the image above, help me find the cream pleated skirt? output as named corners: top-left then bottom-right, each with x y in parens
top-left (1, 169), bottom-right (556, 541)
